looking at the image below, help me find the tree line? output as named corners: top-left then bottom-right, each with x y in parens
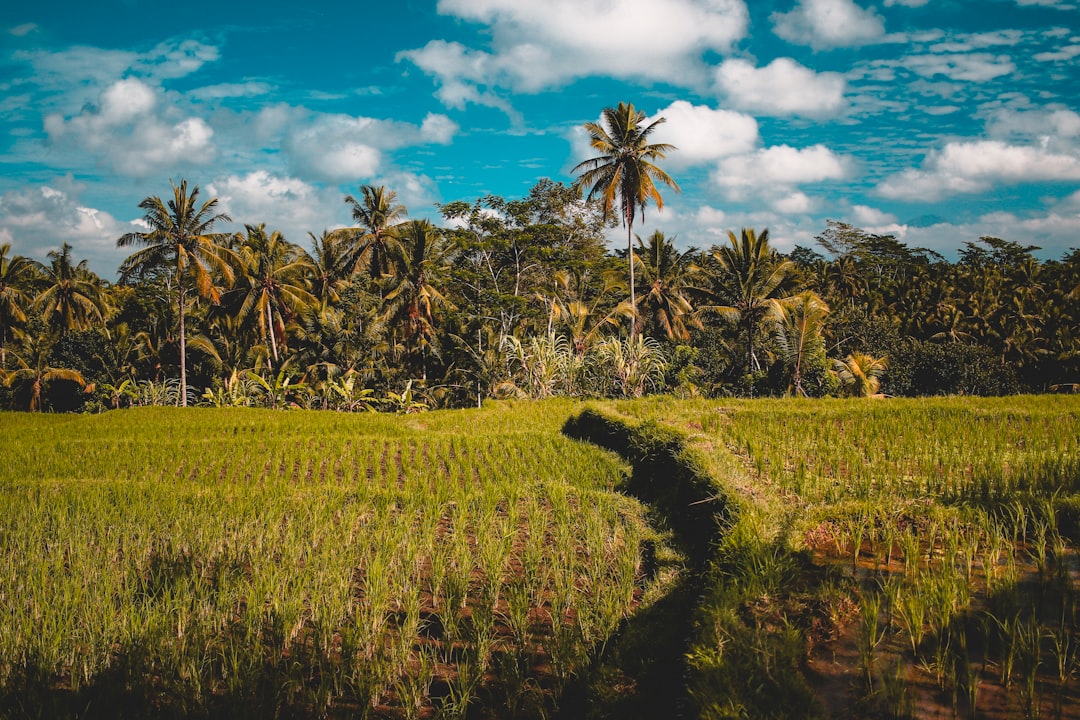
top-left (1, 102), bottom-right (1077, 411)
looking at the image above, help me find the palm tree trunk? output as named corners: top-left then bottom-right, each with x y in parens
top-left (267, 301), bottom-right (278, 367)
top-left (178, 284), bottom-right (187, 407)
top-left (627, 219), bottom-right (636, 340)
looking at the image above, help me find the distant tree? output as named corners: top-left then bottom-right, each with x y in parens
top-left (0, 243), bottom-right (37, 369)
top-left (117, 179), bottom-right (234, 405)
top-left (573, 102), bottom-right (680, 336)
top-left (33, 243), bottom-right (107, 336)
top-left (633, 230), bottom-right (700, 341)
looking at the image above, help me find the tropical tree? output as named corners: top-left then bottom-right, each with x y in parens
top-left (0, 243), bottom-right (37, 369)
top-left (117, 179), bottom-right (234, 406)
top-left (2, 329), bottom-right (85, 411)
top-left (772, 290), bottom-right (830, 397)
top-left (227, 224), bottom-right (317, 369)
top-left (833, 352), bottom-right (887, 397)
top-left (633, 230), bottom-right (700, 341)
top-left (545, 268), bottom-right (633, 356)
top-left (572, 102), bottom-right (680, 336)
top-left (340, 184), bottom-right (408, 282)
top-left (382, 220), bottom-right (455, 376)
top-left (33, 243), bottom-right (107, 336)
top-left (701, 228), bottom-right (794, 378)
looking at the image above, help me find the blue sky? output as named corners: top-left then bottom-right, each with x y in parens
top-left (2, 0), bottom-right (1079, 275)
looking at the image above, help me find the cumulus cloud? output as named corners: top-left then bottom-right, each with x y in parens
top-left (771, 0), bottom-right (885, 50)
top-left (44, 78), bottom-right (215, 177)
top-left (876, 140), bottom-right (1080, 200)
top-left (207, 171), bottom-right (345, 241)
top-left (851, 205), bottom-right (899, 227)
top-left (714, 58), bottom-right (847, 117)
top-left (714, 144), bottom-right (851, 199)
top-left (643, 100), bottom-right (759, 166)
top-left (0, 182), bottom-right (127, 271)
top-left (279, 109), bottom-right (460, 182)
top-left (1034, 44), bottom-right (1080, 62)
top-left (8, 23), bottom-right (38, 36)
top-left (884, 0), bottom-right (929, 6)
top-left (772, 191), bottom-right (814, 214)
top-left (400, 0), bottom-right (749, 107)
top-left (983, 106), bottom-right (1080, 141)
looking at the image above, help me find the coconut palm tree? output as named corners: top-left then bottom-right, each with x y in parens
top-left (701, 228), bottom-right (794, 376)
top-left (2, 329), bottom-right (85, 411)
top-left (833, 352), bottom-right (887, 397)
top-left (772, 290), bottom-right (830, 397)
top-left (572, 102), bottom-right (679, 336)
top-left (227, 224), bottom-right (317, 369)
top-left (117, 179), bottom-right (234, 406)
top-left (340, 184), bottom-right (408, 282)
top-left (633, 230), bottom-right (700, 341)
top-left (0, 243), bottom-right (37, 369)
top-left (33, 243), bottom-right (108, 336)
top-left (382, 220), bottom-right (455, 376)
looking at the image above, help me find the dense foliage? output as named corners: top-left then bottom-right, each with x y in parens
top-left (1, 180), bottom-right (1077, 412)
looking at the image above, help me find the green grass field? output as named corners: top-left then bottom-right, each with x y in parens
top-left (4, 395), bottom-right (1079, 719)
top-left (0, 401), bottom-right (671, 719)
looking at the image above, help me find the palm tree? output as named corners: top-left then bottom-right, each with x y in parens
top-left (772, 290), bottom-right (830, 397)
top-left (227, 224), bottom-right (317, 369)
top-left (3, 329), bottom-right (85, 412)
top-left (382, 220), bottom-right (455, 376)
top-left (0, 243), bottom-right (37, 369)
top-left (340, 185), bottom-right (408, 282)
top-left (833, 352), bottom-right (887, 397)
top-left (633, 230), bottom-right (700, 341)
top-left (545, 268), bottom-right (634, 356)
top-left (572, 102), bottom-right (680, 336)
top-left (701, 228), bottom-right (794, 377)
top-left (33, 243), bottom-right (107, 336)
top-left (117, 179), bottom-right (234, 406)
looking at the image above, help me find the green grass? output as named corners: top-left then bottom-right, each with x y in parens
top-left (604, 395), bottom-right (1080, 719)
top-left (0, 401), bottom-right (669, 719)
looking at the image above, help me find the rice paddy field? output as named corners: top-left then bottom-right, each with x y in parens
top-left (0, 401), bottom-right (671, 719)
top-left (3, 394), bottom-right (1080, 719)
top-left (614, 395), bottom-right (1080, 719)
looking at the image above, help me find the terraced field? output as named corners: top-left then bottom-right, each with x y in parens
top-left (0, 402), bottom-right (672, 719)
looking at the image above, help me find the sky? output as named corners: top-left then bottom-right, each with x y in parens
top-left (1, 0), bottom-right (1079, 276)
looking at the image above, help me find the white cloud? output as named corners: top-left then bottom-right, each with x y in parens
top-left (189, 81), bottom-right (273, 101)
top-left (1034, 44), bottom-right (1080, 62)
top-left (0, 182), bottom-right (127, 271)
top-left (1016, 0), bottom-right (1078, 8)
top-left (645, 101), bottom-right (759, 166)
top-left (208, 171), bottom-right (343, 241)
top-left (851, 205), bottom-right (898, 227)
top-left (280, 109), bottom-right (459, 182)
top-left (8, 23), bottom-right (38, 36)
top-left (983, 106), bottom-right (1080, 140)
top-left (900, 209), bottom-right (1080, 258)
top-left (771, 0), bottom-right (885, 50)
top-left (44, 78), bottom-right (215, 177)
top-left (876, 140), bottom-right (1080, 200)
top-left (773, 191), bottom-right (813, 214)
top-left (884, 0), bottom-right (929, 6)
top-left (714, 58), bottom-right (847, 117)
top-left (401, 0), bottom-right (749, 106)
top-left (715, 144), bottom-right (851, 199)
top-left (898, 53), bottom-right (1015, 82)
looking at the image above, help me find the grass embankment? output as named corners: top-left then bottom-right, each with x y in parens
top-left (0, 401), bottom-right (677, 719)
top-left (606, 396), bottom-right (1080, 719)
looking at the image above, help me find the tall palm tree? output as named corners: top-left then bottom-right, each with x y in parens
top-left (702, 228), bottom-right (794, 376)
top-left (382, 220), bottom-right (455, 376)
top-left (33, 243), bottom-right (108, 336)
top-left (633, 230), bottom-right (700, 341)
top-left (117, 179), bottom-right (234, 406)
top-left (0, 243), bottom-right (37, 369)
top-left (227, 224), bottom-right (317, 369)
top-left (340, 185), bottom-right (408, 282)
top-left (572, 102), bottom-right (680, 337)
